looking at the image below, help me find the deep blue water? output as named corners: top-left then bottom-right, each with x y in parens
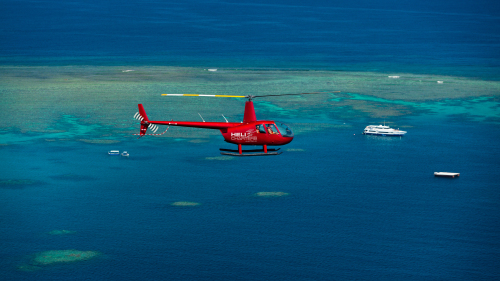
top-left (1, 0), bottom-right (500, 280)
top-left (1, 0), bottom-right (500, 78)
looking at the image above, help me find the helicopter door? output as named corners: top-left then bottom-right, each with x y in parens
top-left (265, 124), bottom-right (279, 135)
top-left (255, 124), bottom-right (267, 134)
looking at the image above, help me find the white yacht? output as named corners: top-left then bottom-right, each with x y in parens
top-left (363, 124), bottom-right (407, 136)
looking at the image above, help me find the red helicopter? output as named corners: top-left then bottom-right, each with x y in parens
top-left (134, 92), bottom-right (338, 156)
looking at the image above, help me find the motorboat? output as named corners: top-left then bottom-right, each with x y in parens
top-left (108, 150), bottom-right (120, 155)
top-left (121, 151), bottom-right (129, 157)
top-left (363, 125), bottom-right (407, 136)
top-left (434, 172), bottom-right (459, 178)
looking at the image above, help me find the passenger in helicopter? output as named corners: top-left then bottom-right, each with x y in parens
top-left (266, 124), bottom-right (278, 134)
top-left (256, 124), bottom-right (266, 134)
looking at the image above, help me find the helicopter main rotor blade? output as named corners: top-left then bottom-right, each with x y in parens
top-left (161, 91), bottom-right (340, 100)
top-left (252, 91), bottom-right (340, 98)
top-left (161, 94), bottom-right (246, 98)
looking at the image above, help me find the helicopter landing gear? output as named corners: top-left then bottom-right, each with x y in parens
top-left (219, 144), bottom-right (282, 156)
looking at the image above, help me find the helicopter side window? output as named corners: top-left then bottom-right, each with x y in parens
top-left (266, 124), bottom-right (279, 135)
top-left (256, 124), bottom-right (267, 134)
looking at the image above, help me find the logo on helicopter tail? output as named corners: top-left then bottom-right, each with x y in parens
top-left (231, 129), bottom-right (257, 142)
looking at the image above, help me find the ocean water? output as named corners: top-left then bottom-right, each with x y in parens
top-left (1, 120), bottom-right (499, 280)
top-left (1, 0), bottom-right (500, 78)
top-left (1, 0), bottom-right (500, 280)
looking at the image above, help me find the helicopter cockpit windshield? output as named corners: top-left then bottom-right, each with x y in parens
top-left (275, 122), bottom-right (293, 137)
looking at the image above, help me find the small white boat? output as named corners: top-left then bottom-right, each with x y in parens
top-left (121, 151), bottom-right (129, 157)
top-left (434, 172), bottom-right (460, 178)
top-left (108, 150), bottom-right (120, 155)
top-left (363, 124), bottom-right (407, 136)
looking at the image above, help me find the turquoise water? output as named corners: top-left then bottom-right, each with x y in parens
top-left (348, 94), bottom-right (500, 123)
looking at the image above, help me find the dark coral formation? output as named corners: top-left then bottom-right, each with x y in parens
top-left (0, 179), bottom-right (40, 189)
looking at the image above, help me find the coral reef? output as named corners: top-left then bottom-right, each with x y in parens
top-left (32, 250), bottom-right (99, 265)
top-left (78, 139), bottom-right (120, 144)
top-left (255, 192), bottom-right (289, 197)
top-left (50, 174), bottom-right (94, 181)
top-left (17, 249), bottom-right (100, 271)
top-left (171, 201), bottom-right (200, 206)
top-left (0, 179), bottom-right (40, 189)
top-left (205, 156), bottom-right (234, 161)
top-left (48, 230), bottom-right (76, 235)
top-left (286, 148), bottom-right (305, 151)
top-left (0, 179), bottom-right (38, 185)
top-left (1, 66), bottom-right (499, 141)
top-left (17, 265), bottom-right (42, 272)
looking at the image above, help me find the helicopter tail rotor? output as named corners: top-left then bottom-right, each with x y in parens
top-left (134, 104), bottom-right (168, 137)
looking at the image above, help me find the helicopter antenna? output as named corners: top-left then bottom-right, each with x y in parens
top-left (222, 114), bottom-right (228, 123)
top-left (198, 113), bottom-right (205, 122)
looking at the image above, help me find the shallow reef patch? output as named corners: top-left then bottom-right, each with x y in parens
top-left (33, 250), bottom-right (99, 265)
top-left (0, 179), bottom-right (41, 189)
top-left (17, 264), bottom-right (42, 272)
top-left (189, 139), bottom-right (209, 143)
top-left (17, 249), bottom-right (100, 271)
top-left (171, 201), bottom-right (200, 206)
top-left (48, 230), bottom-right (76, 235)
top-left (205, 156), bottom-right (234, 161)
top-left (50, 174), bottom-right (94, 181)
top-left (255, 192), bottom-right (289, 197)
top-left (78, 139), bottom-right (121, 144)
top-left (286, 148), bottom-right (305, 152)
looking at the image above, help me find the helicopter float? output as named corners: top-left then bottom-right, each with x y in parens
top-left (134, 92), bottom-right (339, 156)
